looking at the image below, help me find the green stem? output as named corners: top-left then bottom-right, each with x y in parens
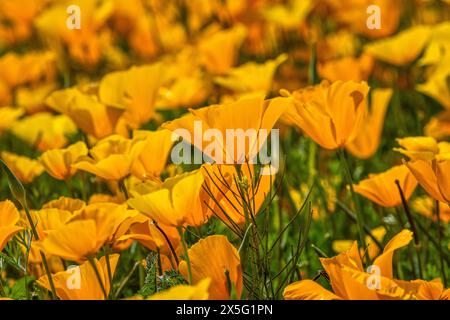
top-left (87, 256), bottom-right (108, 300)
top-left (119, 179), bottom-right (129, 199)
top-left (435, 201), bottom-right (447, 286)
top-left (338, 149), bottom-right (366, 251)
top-left (0, 278), bottom-right (6, 297)
top-left (23, 206), bottom-right (58, 300)
top-left (395, 180), bottom-right (423, 278)
top-left (104, 246), bottom-right (113, 298)
top-left (177, 227), bottom-right (192, 284)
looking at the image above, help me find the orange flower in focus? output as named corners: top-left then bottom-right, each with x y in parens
top-left (163, 95), bottom-right (287, 164)
top-left (179, 235), bottom-right (243, 300)
top-left (405, 159), bottom-right (450, 203)
top-left (285, 230), bottom-right (448, 300)
top-left (128, 170), bottom-right (209, 227)
top-left (354, 165), bottom-right (417, 207)
top-left (346, 88), bottom-right (392, 159)
top-left (37, 254), bottom-right (119, 300)
top-left (282, 80), bottom-right (370, 150)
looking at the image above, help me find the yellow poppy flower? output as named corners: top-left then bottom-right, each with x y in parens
top-left (37, 254), bottom-right (119, 300)
top-left (0, 51), bottom-right (56, 88)
top-left (318, 54), bottom-right (374, 82)
top-left (157, 75), bottom-right (210, 110)
top-left (128, 170), bottom-right (208, 227)
top-left (198, 25), bottom-right (247, 75)
top-left (73, 135), bottom-right (133, 181)
top-left (42, 197), bottom-right (86, 212)
top-left (149, 278), bottom-right (210, 300)
top-left (405, 159), bottom-right (450, 203)
top-left (365, 25), bottom-right (431, 66)
top-left (0, 106), bottom-right (24, 134)
top-left (1, 151), bottom-right (44, 184)
top-left (346, 88), bottom-right (393, 159)
top-left (394, 136), bottom-right (440, 161)
top-left (411, 196), bottom-right (450, 223)
top-left (10, 112), bottom-right (77, 152)
top-left (425, 110), bottom-right (450, 140)
top-left (16, 83), bottom-right (57, 114)
top-left (214, 54), bottom-right (287, 96)
top-left (163, 95), bottom-right (287, 164)
top-left (39, 142), bottom-right (88, 180)
top-left (68, 203), bottom-right (140, 245)
top-left (0, 200), bottom-right (23, 252)
top-left (354, 165), bottom-right (417, 207)
top-left (179, 235), bottom-right (243, 300)
top-left (35, 0), bottom-right (114, 66)
top-left (38, 203), bottom-right (138, 262)
top-left (130, 130), bottom-right (173, 180)
top-left (417, 58), bottom-right (450, 109)
top-left (262, 0), bottom-right (313, 30)
top-left (282, 80), bottom-right (370, 150)
top-left (46, 89), bottom-right (123, 140)
top-left (325, 0), bottom-right (401, 39)
top-left (99, 63), bottom-right (164, 128)
top-left (29, 208), bottom-right (75, 240)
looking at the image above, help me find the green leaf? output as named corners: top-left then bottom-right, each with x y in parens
top-left (0, 159), bottom-right (27, 209)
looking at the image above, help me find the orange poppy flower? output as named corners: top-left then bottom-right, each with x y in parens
top-left (128, 170), bottom-right (209, 227)
top-left (99, 63), bottom-right (164, 128)
top-left (130, 130), bottom-right (174, 180)
top-left (285, 230), bottom-right (446, 300)
top-left (0, 200), bottom-right (23, 252)
top-left (46, 89), bottom-right (123, 140)
top-left (282, 80), bottom-right (370, 150)
top-left (346, 88), bottom-right (393, 159)
top-left (179, 235), bottom-right (242, 300)
top-left (40, 142), bottom-right (88, 180)
top-left (405, 159), bottom-right (450, 203)
top-left (1, 151), bottom-right (43, 184)
top-left (73, 135), bottom-right (133, 181)
top-left (37, 254), bottom-right (119, 300)
top-left (354, 165), bottom-right (417, 207)
top-left (162, 95), bottom-right (287, 164)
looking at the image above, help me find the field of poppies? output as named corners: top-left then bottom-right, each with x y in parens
top-left (0, 0), bottom-right (449, 301)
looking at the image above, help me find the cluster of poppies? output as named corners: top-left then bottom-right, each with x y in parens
top-left (0, 0), bottom-right (449, 300)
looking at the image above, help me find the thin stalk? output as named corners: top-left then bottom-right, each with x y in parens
top-left (435, 201), bottom-right (447, 286)
top-left (177, 227), bottom-right (192, 284)
top-left (338, 149), bottom-right (366, 250)
top-left (153, 221), bottom-right (179, 266)
top-left (119, 179), bottom-right (129, 199)
top-left (104, 246), bottom-right (113, 298)
top-left (113, 261), bottom-right (140, 299)
top-left (87, 256), bottom-right (108, 300)
top-left (23, 206), bottom-right (58, 300)
top-left (0, 279), bottom-right (5, 297)
top-left (395, 180), bottom-right (423, 278)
